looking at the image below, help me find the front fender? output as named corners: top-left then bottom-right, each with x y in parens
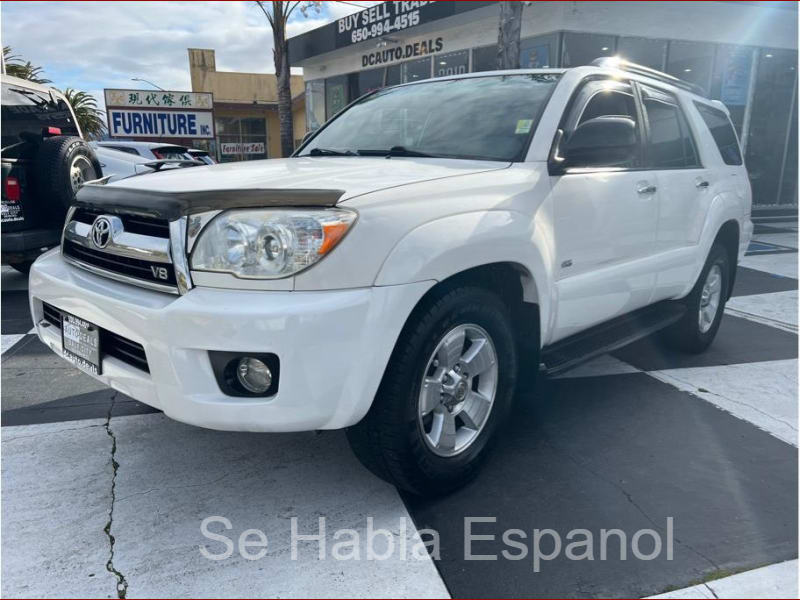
top-left (374, 210), bottom-right (555, 344)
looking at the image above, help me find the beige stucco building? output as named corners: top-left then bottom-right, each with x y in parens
top-left (188, 48), bottom-right (306, 161)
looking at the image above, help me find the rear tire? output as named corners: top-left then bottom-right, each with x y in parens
top-left (660, 242), bottom-right (730, 354)
top-left (35, 136), bottom-right (102, 211)
top-left (347, 285), bottom-right (518, 496)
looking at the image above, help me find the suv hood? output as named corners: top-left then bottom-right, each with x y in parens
top-left (107, 156), bottom-right (509, 203)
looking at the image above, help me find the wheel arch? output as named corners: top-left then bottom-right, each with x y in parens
top-left (391, 262), bottom-right (542, 373)
top-left (714, 219), bottom-right (740, 299)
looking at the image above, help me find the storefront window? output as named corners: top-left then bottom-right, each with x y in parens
top-left (216, 116), bottom-right (267, 163)
top-left (521, 33), bottom-right (560, 68)
top-left (710, 45), bottom-right (754, 133)
top-left (778, 99), bottom-right (797, 206)
top-left (745, 48), bottom-right (798, 205)
top-left (561, 32), bottom-right (614, 67)
top-left (472, 45), bottom-right (497, 72)
top-left (402, 57), bottom-right (431, 83)
top-left (666, 40), bottom-right (715, 95)
top-left (616, 36), bottom-right (666, 70)
top-left (305, 79), bottom-right (325, 132)
top-left (353, 68), bottom-right (385, 98)
top-left (386, 64), bottom-right (401, 86)
top-left (325, 75), bottom-right (349, 120)
top-left (434, 50), bottom-right (468, 78)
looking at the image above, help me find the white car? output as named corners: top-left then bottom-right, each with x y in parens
top-left (90, 143), bottom-right (156, 182)
top-left (29, 60), bottom-right (752, 495)
top-left (91, 142), bottom-right (203, 182)
top-left (95, 140), bottom-right (192, 161)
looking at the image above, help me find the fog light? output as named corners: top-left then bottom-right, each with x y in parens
top-left (236, 357), bottom-right (272, 394)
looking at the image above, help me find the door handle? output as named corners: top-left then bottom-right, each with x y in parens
top-left (696, 180), bottom-right (710, 189)
top-left (637, 183), bottom-right (657, 195)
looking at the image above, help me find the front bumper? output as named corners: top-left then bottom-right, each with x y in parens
top-left (29, 250), bottom-right (432, 431)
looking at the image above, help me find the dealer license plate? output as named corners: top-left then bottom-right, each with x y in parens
top-left (62, 311), bottom-right (101, 375)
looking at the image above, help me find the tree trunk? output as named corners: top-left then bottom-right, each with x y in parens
top-left (272, 1), bottom-right (295, 158)
top-left (497, 1), bottom-right (522, 70)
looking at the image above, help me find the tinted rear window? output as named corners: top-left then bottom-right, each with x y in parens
top-left (694, 102), bottom-right (743, 165)
top-left (1, 82), bottom-right (78, 159)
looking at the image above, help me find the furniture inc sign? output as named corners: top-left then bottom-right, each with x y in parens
top-left (104, 89), bottom-right (214, 139)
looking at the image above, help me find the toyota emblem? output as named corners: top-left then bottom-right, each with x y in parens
top-left (91, 217), bottom-right (112, 249)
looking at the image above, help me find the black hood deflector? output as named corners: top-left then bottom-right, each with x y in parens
top-left (75, 185), bottom-right (345, 221)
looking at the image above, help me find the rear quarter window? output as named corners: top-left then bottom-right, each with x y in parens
top-left (693, 101), bottom-right (743, 166)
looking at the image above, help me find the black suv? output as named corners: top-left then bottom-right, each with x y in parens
top-left (1, 75), bottom-right (102, 272)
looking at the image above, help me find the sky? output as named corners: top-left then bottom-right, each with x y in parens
top-left (1, 1), bottom-right (381, 108)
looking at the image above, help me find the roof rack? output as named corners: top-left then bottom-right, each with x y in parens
top-left (590, 57), bottom-right (707, 97)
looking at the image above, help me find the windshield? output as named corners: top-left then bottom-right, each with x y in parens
top-left (299, 73), bottom-right (561, 162)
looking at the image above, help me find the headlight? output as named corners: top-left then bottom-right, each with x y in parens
top-left (190, 208), bottom-right (357, 279)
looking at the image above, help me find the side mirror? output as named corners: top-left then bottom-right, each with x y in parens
top-left (560, 116), bottom-right (637, 170)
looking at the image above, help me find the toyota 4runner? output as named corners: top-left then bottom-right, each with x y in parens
top-left (29, 59), bottom-right (753, 495)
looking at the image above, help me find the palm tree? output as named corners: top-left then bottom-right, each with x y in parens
top-left (497, 2), bottom-right (523, 69)
top-left (62, 89), bottom-right (106, 139)
top-left (255, 1), bottom-right (320, 157)
top-left (3, 46), bottom-right (51, 83)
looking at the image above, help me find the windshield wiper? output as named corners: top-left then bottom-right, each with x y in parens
top-left (358, 146), bottom-right (437, 158)
top-left (306, 147), bottom-right (357, 157)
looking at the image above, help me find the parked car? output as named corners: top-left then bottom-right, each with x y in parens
top-left (91, 142), bottom-right (204, 182)
top-left (95, 140), bottom-right (192, 161)
top-left (29, 59), bottom-right (752, 495)
top-left (1, 74), bottom-right (102, 273)
top-left (187, 148), bottom-right (215, 165)
top-left (91, 143), bottom-right (157, 182)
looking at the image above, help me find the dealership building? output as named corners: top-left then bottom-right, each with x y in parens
top-left (289, 0), bottom-right (798, 208)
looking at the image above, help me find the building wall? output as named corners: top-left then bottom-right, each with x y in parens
top-left (297, 1), bottom-right (797, 80)
top-left (188, 48), bottom-right (306, 159)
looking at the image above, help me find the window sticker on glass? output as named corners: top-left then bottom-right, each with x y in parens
top-left (515, 119), bottom-right (534, 134)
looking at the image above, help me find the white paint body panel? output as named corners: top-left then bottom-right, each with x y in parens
top-left (29, 66), bottom-right (753, 432)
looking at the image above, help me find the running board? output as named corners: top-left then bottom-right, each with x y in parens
top-left (541, 302), bottom-right (687, 376)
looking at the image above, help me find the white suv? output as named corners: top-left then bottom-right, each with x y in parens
top-left (29, 60), bottom-right (752, 495)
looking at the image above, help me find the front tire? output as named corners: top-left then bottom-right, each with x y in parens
top-left (347, 285), bottom-right (518, 496)
top-left (660, 242), bottom-right (730, 354)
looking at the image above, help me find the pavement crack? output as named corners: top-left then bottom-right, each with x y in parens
top-left (541, 436), bottom-right (721, 572)
top-left (704, 582), bottom-right (720, 598)
top-left (103, 393), bottom-right (128, 599)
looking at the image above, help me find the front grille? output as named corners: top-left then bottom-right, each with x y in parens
top-left (42, 302), bottom-right (61, 328)
top-left (72, 208), bottom-right (170, 239)
top-left (63, 239), bottom-right (177, 287)
top-left (41, 302), bottom-right (149, 373)
top-left (102, 330), bottom-right (149, 373)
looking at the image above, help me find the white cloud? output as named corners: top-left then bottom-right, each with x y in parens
top-left (1, 1), bottom-right (380, 108)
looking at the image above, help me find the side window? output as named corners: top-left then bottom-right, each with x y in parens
top-left (641, 85), bottom-right (700, 169)
top-left (561, 79), bottom-right (641, 169)
top-left (693, 102), bottom-right (743, 166)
